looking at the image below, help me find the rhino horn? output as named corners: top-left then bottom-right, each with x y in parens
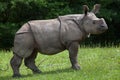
top-left (91, 4), bottom-right (101, 14)
top-left (83, 5), bottom-right (89, 16)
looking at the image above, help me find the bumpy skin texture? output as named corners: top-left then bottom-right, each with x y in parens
top-left (13, 16), bottom-right (85, 58)
top-left (10, 4), bottom-right (108, 77)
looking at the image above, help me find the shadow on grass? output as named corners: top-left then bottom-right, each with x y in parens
top-left (0, 74), bottom-right (33, 80)
top-left (0, 68), bottom-right (76, 79)
top-left (41, 67), bottom-right (75, 75)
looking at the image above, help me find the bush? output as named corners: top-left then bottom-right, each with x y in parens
top-left (0, 0), bottom-right (120, 50)
top-left (0, 23), bottom-right (19, 50)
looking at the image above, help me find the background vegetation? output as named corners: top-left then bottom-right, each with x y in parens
top-left (0, 0), bottom-right (120, 50)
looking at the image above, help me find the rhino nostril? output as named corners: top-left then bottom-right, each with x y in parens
top-left (101, 26), bottom-right (104, 27)
top-left (98, 26), bottom-right (108, 31)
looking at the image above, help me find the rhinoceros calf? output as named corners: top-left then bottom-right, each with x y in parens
top-left (10, 4), bottom-right (108, 77)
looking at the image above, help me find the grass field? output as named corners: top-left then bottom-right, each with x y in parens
top-left (0, 47), bottom-right (120, 80)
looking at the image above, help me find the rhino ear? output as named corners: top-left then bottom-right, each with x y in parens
top-left (83, 5), bottom-right (89, 16)
top-left (91, 4), bottom-right (101, 14)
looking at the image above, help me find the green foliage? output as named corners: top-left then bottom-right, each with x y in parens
top-left (0, 47), bottom-right (120, 79)
top-left (0, 0), bottom-right (120, 50)
top-left (0, 23), bottom-right (19, 50)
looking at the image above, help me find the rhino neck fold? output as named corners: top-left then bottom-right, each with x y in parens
top-left (71, 19), bottom-right (89, 38)
top-left (57, 16), bottom-right (90, 48)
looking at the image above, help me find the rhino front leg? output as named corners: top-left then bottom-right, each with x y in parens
top-left (24, 49), bottom-right (41, 74)
top-left (10, 53), bottom-right (23, 77)
top-left (68, 42), bottom-right (80, 70)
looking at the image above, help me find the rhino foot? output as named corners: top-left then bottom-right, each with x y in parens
top-left (72, 65), bottom-right (80, 70)
top-left (12, 74), bottom-right (22, 78)
top-left (33, 70), bottom-right (42, 74)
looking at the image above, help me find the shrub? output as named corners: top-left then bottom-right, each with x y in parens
top-left (0, 0), bottom-right (120, 50)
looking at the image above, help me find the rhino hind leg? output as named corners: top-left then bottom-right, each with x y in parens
top-left (24, 49), bottom-right (41, 74)
top-left (10, 53), bottom-right (23, 77)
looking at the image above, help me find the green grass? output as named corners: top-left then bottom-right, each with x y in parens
top-left (0, 47), bottom-right (120, 80)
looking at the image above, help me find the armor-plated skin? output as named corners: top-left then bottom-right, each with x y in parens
top-left (10, 4), bottom-right (108, 77)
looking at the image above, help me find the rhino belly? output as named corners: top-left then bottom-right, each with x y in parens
top-left (38, 43), bottom-right (65, 55)
top-left (35, 34), bottom-right (65, 55)
top-left (13, 33), bottom-right (34, 58)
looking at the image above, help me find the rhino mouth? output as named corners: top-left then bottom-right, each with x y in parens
top-left (98, 26), bottom-right (108, 32)
top-left (97, 27), bottom-right (107, 34)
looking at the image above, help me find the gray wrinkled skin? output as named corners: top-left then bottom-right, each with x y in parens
top-left (10, 4), bottom-right (108, 77)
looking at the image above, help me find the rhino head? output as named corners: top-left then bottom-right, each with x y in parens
top-left (80, 4), bottom-right (108, 35)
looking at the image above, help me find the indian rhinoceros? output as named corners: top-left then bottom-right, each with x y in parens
top-left (10, 4), bottom-right (108, 77)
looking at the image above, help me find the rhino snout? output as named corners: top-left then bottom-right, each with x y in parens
top-left (101, 25), bottom-right (108, 30)
top-left (99, 18), bottom-right (108, 31)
